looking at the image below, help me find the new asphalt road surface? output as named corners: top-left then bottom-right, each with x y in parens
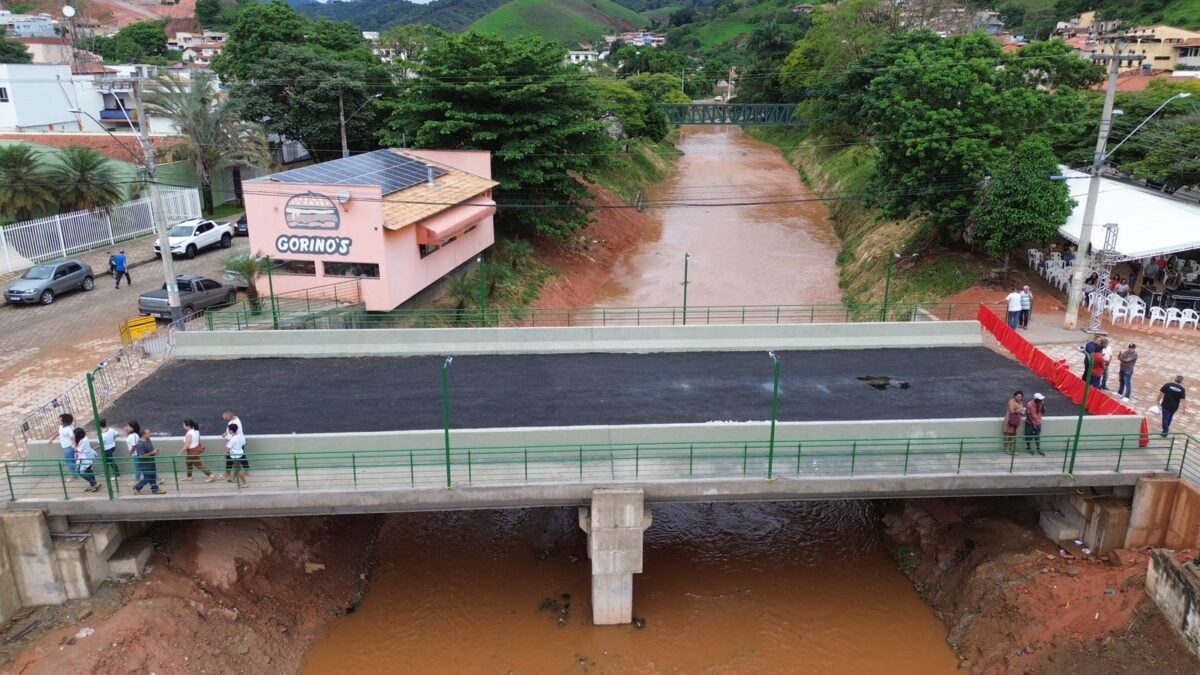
top-left (107, 347), bottom-right (1072, 436)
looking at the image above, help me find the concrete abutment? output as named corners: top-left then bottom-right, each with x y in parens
top-left (0, 511), bottom-right (141, 624)
top-left (578, 488), bottom-right (652, 625)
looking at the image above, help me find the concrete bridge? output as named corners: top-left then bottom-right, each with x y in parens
top-left (0, 320), bottom-right (1192, 626)
top-left (660, 104), bottom-right (802, 126)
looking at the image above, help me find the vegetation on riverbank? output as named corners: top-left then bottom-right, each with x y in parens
top-left (748, 128), bottom-right (982, 310)
top-left (590, 135), bottom-right (681, 204)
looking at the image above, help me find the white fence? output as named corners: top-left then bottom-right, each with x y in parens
top-left (0, 188), bottom-right (202, 274)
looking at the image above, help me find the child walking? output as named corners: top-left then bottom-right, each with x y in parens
top-left (226, 423), bottom-right (248, 488)
top-left (72, 428), bottom-right (100, 493)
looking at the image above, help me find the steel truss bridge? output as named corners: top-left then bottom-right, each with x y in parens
top-left (660, 104), bottom-right (802, 126)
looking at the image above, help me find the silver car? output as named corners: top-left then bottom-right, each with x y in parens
top-left (4, 259), bottom-right (95, 305)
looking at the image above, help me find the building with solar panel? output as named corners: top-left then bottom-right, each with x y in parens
top-left (245, 149), bottom-right (497, 311)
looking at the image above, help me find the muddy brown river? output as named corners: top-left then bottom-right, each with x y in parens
top-left (301, 128), bottom-right (958, 673)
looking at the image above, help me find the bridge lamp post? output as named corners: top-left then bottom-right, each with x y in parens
top-left (682, 253), bottom-right (690, 325)
top-left (442, 356), bottom-right (453, 488)
top-left (767, 351), bottom-right (781, 479)
top-left (881, 251), bottom-right (900, 322)
top-left (477, 255), bottom-right (486, 327)
top-left (1069, 352), bottom-right (1094, 475)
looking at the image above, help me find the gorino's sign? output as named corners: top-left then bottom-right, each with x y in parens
top-left (276, 192), bottom-right (353, 256)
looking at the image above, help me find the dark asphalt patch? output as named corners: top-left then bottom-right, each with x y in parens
top-left (106, 347), bottom-right (1073, 436)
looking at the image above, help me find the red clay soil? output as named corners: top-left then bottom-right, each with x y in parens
top-left (529, 182), bottom-right (653, 309)
top-left (885, 498), bottom-right (1198, 673)
top-left (0, 516), bottom-right (380, 675)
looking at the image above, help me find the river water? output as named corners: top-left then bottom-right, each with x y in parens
top-left (301, 127), bottom-right (959, 673)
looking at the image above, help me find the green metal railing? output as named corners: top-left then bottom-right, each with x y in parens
top-left (202, 302), bottom-right (963, 331)
top-left (5, 431), bottom-right (1190, 503)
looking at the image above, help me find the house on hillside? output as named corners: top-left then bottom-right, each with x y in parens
top-left (1099, 25), bottom-right (1200, 72)
top-left (566, 49), bottom-right (599, 65)
top-left (0, 10), bottom-right (56, 39)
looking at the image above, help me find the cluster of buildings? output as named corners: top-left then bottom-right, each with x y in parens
top-left (168, 30), bottom-right (227, 67)
top-left (604, 31), bottom-right (667, 49)
top-left (0, 10), bottom-right (56, 38)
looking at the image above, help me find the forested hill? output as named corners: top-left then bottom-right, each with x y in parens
top-left (290, 0), bottom-right (508, 31)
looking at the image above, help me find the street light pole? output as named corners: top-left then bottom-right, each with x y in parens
top-left (1064, 39), bottom-right (1129, 331)
top-left (682, 253), bottom-right (690, 325)
top-left (477, 255), bottom-right (486, 327)
top-left (71, 86), bottom-right (183, 326)
top-left (767, 351), bottom-right (781, 479)
top-left (881, 252), bottom-right (896, 322)
top-left (442, 356), bottom-right (453, 488)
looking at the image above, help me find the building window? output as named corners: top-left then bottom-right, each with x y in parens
top-left (0, 88), bottom-right (8, 103)
top-left (271, 259), bottom-right (316, 275)
top-left (323, 261), bottom-right (380, 278)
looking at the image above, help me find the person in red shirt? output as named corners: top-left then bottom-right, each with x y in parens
top-left (1089, 350), bottom-right (1106, 389)
top-left (1024, 393), bottom-right (1046, 456)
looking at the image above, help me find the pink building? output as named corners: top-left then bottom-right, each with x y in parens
top-left (244, 149), bottom-right (497, 311)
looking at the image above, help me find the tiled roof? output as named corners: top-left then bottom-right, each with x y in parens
top-left (380, 151), bottom-right (498, 230)
top-left (0, 133), bottom-right (178, 164)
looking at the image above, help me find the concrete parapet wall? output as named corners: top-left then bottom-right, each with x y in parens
top-left (30, 415), bottom-right (1139, 465)
top-left (1146, 549), bottom-right (1200, 657)
top-left (1126, 477), bottom-right (1200, 549)
top-left (173, 321), bottom-right (984, 359)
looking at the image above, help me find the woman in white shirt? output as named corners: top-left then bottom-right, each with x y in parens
top-left (72, 428), bottom-right (100, 493)
top-left (179, 419), bottom-right (214, 482)
top-left (124, 421), bottom-right (143, 485)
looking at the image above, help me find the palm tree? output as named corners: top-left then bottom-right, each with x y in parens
top-left (222, 254), bottom-right (270, 313)
top-left (49, 147), bottom-right (124, 212)
top-left (143, 70), bottom-right (268, 215)
top-left (0, 144), bottom-right (53, 220)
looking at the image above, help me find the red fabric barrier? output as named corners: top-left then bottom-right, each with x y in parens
top-left (976, 305), bottom-right (1150, 447)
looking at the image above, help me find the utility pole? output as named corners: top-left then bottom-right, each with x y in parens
top-left (129, 79), bottom-right (183, 326)
top-left (1063, 37), bottom-right (1138, 331)
top-left (338, 94), bottom-right (350, 159)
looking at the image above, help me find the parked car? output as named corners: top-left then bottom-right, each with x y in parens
top-left (4, 259), bottom-right (95, 305)
top-left (153, 218), bottom-right (235, 259)
top-left (137, 275), bottom-right (237, 319)
top-left (223, 269), bottom-right (249, 290)
top-left (233, 214), bottom-right (249, 236)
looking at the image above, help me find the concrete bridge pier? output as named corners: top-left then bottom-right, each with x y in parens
top-left (578, 487), bottom-right (652, 625)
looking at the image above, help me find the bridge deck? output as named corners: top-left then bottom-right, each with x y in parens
top-left (106, 347), bottom-right (1073, 438)
top-left (5, 434), bottom-right (1179, 519)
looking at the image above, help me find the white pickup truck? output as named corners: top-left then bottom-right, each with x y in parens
top-left (154, 218), bottom-right (236, 259)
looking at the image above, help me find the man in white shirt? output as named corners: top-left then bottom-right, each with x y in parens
top-left (222, 409), bottom-right (249, 478)
top-left (997, 287), bottom-right (1023, 330)
top-left (48, 413), bottom-right (77, 479)
top-left (226, 423), bottom-right (248, 488)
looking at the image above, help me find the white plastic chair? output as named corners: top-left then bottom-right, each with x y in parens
top-left (1148, 306), bottom-right (1168, 327)
top-left (1181, 308), bottom-right (1200, 330)
top-left (1110, 302), bottom-right (1129, 324)
top-left (1125, 297), bottom-right (1146, 325)
top-left (1165, 307), bottom-right (1184, 329)
top-left (1028, 249), bottom-right (1040, 268)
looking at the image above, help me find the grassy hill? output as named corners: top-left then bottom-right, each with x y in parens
top-left (292, 0), bottom-right (507, 31)
top-left (470, 0), bottom-right (647, 44)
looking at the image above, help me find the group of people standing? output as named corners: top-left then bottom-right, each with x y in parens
top-left (1003, 390), bottom-right (1046, 456)
top-left (1079, 335), bottom-right (1139, 399)
top-left (49, 409), bottom-right (250, 495)
top-left (1000, 285), bottom-right (1035, 330)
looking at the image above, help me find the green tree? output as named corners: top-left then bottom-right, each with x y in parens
top-left (308, 17), bottom-right (367, 53)
top-left (821, 32), bottom-right (1099, 237)
top-left (379, 23), bottom-right (441, 77)
top-left (0, 27), bottom-right (32, 64)
top-left (381, 33), bottom-right (613, 238)
top-left (998, 3), bottom-right (1026, 29)
top-left (94, 21), bottom-right (169, 64)
top-left (1126, 112), bottom-right (1200, 193)
top-left (49, 148), bottom-right (124, 212)
top-left (780, 0), bottom-right (893, 102)
top-left (143, 71), bottom-right (269, 214)
top-left (625, 72), bottom-right (691, 104)
top-left (223, 254), bottom-right (270, 312)
top-left (0, 145), bottom-right (51, 220)
top-left (196, 0), bottom-right (222, 26)
top-left (968, 138), bottom-right (1073, 262)
top-left (212, 0), bottom-right (308, 80)
top-left (589, 78), bottom-right (668, 141)
top-left (233, 44), bottom-right (384, 162)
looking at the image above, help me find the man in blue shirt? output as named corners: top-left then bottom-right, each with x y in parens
top-left (113, 250), bottom-right (130, 288)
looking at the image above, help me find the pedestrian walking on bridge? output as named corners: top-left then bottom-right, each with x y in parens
top-left (1024, 393), bottom-right (1045, 456)
top-left (132, 428), bottom-right (166, 495)
top-left (179, 419), bottom-right (214, 482)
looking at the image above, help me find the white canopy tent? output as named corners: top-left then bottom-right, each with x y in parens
top-left (1057, 167), bottom-right (1200, 261)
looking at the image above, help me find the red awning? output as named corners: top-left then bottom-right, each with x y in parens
top-left (415, 201), bottom-right (496, 245)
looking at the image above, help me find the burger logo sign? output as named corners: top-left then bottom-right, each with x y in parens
top-left (276, 192), bottom-right (353, 256)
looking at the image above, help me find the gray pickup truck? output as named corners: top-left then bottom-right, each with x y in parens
top-left (137, 274), bottom-right (237, 319)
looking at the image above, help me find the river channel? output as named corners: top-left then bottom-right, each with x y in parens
top-left (301, 127), bottom-right (959, 673)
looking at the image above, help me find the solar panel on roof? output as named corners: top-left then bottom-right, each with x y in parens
top-left (266, 150), bottom-right (447, 195)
